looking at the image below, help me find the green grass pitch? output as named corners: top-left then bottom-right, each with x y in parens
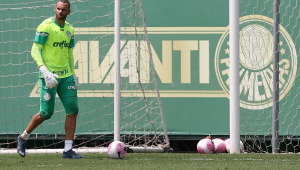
top-left (1, 153), bottom-right (300, 170)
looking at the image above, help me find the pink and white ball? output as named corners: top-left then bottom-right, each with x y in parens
top-left (107, 141), bottom-right (127, 159)
top-left (197, 138), bottom-right (215, 154)
top-left (212, 138), bottom-right (226, 153)
top-left (224, 139), bottom-right (244, 153)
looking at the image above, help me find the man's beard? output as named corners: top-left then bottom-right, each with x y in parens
top-left (56, 13), bottom-right (67, 20)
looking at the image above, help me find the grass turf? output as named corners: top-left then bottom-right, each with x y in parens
top-left (1, 153), bottom-right (300, 170)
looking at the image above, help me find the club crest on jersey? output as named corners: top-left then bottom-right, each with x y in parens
top-left (66, 31), bottom-right (72, 38)
top-left (215, 15), bottom-right (297, 110)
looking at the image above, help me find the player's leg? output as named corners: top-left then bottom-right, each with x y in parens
top-left (57, 75), bottom-right (83, 158)
top-left (65, 114), bottom-right (77, 140)
top-left (23, 113), bottom-right (45, 136)
top-left (17, 78), bottom-right (57, 157)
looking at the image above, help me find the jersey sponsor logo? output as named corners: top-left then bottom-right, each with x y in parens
top-left (215, 15), bottom-right (297, 109)
top-left (36, 31), bottom-right (48, 37)
top-left (53, 69), bottom-right (69, 76)
top-left (53, 40), bottom-right (70, 49)
top-left (68, 86), bottom-right (76, 90)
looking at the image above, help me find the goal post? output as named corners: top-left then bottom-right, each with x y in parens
top-left (229, 0), bottom-right (241, 154)
top-left (272, 0), bottom-right (280, 154)
top-left (0, 0), bottom-right (171, 154)
top-left (114, 0), bottom-right (121, 142)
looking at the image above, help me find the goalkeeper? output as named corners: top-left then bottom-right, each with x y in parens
top-left (17, 0), bottom-right (83, 159)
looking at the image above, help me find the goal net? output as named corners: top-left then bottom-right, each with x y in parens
top-left (237, 0), bottom-right (300, 153)
top-left (0, 0), bottom-right (170, 154)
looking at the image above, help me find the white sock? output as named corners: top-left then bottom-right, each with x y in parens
top-left (64, 140), bottom-right (73, 152)
top-left (20, 130), bottom-right (30, 140)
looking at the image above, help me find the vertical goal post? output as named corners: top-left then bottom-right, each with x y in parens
top-left (272, 0), bottom-right (280, 154)
top-left (114, 0), bottom-right (121, 142)
top-left (229, 0), bottom-right (241, 154)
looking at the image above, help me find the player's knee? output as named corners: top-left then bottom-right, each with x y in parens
top-left (39, 108), bottom-right (54, 120)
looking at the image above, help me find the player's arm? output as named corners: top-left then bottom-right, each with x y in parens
top-left (31, 42), bottom-right (44, 67)
top-left (69, 48), bottom-right (77, 89)
top-left (69, 33), bottom-right (77, 89)
top-left (31, 42), bottom-right (59, 89)
top-left (68, 48), bottom-right (75, 75)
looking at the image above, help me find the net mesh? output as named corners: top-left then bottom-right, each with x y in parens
top-left (0, 0), bottom-right (169, 152)
top-left (238, 0), bottom-right (300, 153)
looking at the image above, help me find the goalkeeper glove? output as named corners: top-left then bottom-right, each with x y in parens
top-left (39, 65), bottom-right (59, 89)
top-left (73, 74), bottom-right (77, 90)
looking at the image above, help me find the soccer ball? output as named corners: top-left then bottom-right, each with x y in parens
top-left (224, 139), bottom-right (244, 153)
top-left (212, 138), bottom-right (226, 153)
top-left (197, 138), bottom-right (215, 154)
top-left (107, 141), bottom-right (127, 159)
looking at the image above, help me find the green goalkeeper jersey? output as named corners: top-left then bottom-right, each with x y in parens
top-left (34, 17), bottom-right (75, 78)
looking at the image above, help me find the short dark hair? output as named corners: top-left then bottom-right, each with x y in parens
top-left (57, 0), bottom-right (71, 9)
